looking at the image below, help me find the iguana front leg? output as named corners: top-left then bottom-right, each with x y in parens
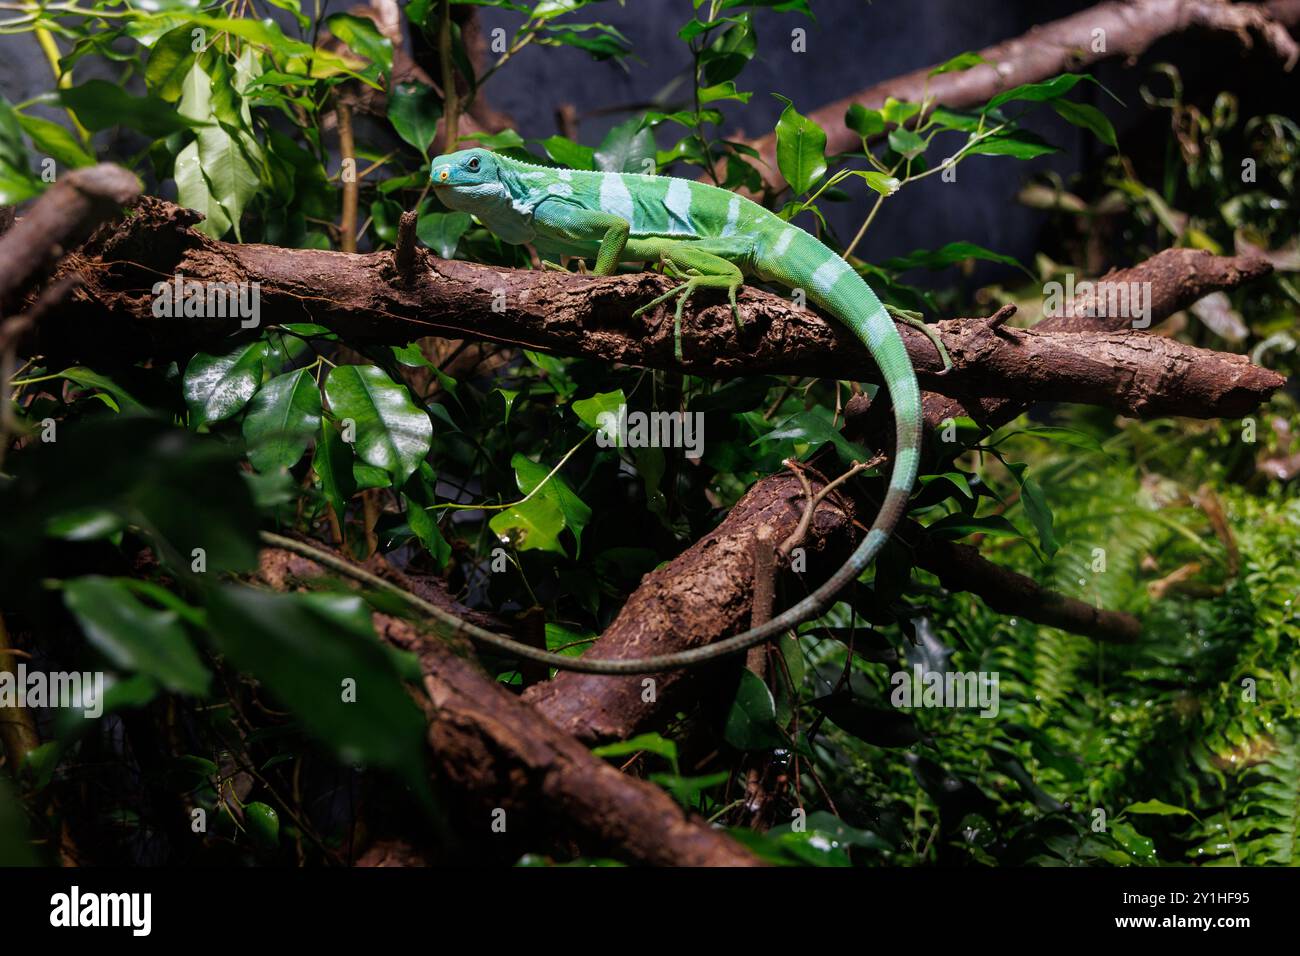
top-left (532, 203), bottom-right (629, 275)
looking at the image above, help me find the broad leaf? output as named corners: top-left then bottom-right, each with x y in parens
top-left (206, 588), bottom-right (427, 780)
top-left (64, 576), bottom-right (210, 696)
top-left (242, 369), bottom-right (322, 472)
top-left (325, 365), bottom-right (432, 488)
top-left (773, 94), bottom-right (826, 195)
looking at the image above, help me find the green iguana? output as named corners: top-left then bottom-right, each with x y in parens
top-left (422, 146), bottom-right (925, 674)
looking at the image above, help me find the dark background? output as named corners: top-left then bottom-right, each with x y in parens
top-left (2, 0), bottom-right (1296, 278)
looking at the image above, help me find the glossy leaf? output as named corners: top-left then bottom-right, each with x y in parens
top-left (724, 670), bottom-right (786, 750)
top-left (772, 94), bottom-right (826, 195)
top-left (324, 365), bottom-right (432, 488)
top-left (417, 210), bottom-right (472, 259)
top-left (183, 341), bottom-right (268, 428)
top-left (64, 576), bottom-right (210, 696)
top-left (206, 587), bottom-right (427, 778)
top-left (242, 369), bottom-right (322, 472)
top-left (594, 116), bottom-right (657, 174)
top-left (388, 82), bottom-right (441, 154)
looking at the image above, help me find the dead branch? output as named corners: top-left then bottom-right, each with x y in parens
top-left (44, 199), bottom-right (1282, 421)
top-left (256, 546), bottom-right (759, 866)
top-left (0, 163), bottom-right (138, 312)
top-left (523, 243), bottom-right (1266, 744)
top-left (737, 0), bottom-right (1300, 191)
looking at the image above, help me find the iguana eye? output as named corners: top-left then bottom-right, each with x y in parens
top-left (467, 157), bottom-right (480, 171)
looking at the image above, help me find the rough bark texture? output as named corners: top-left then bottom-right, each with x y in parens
top-left (919, 249), bottom-right (1276, 431)
top-left (44, 200), bottom-right (1281, 421)
top-left (523, 246), bottom-right (1273, 745)
top-left (737, 0), bottom-right (1300, 191)
top-left (0, 164), bottom-right (139, 312)
top-left (524, 471), bottom-right (858, 742)
top-left (256, 547), bottom-right (758, 866)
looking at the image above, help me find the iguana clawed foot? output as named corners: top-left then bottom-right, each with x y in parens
top-left (632, 264), bottom-right (745, 363)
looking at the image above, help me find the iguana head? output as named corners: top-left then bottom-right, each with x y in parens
top-left (428, 147), bottom-right (537, 243)
top-left (430, 148), bottom-right (507, 207)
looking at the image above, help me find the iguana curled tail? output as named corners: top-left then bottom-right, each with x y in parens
top-left (419, 147), bottom-right (922, 674)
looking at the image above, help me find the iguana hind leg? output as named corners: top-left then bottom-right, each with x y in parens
top-left (629, 242), bottom-right (744, 362)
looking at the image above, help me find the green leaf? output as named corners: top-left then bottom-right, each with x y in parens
top-left (14, 114), bottom-right (94, 169)
top-left (145, 24), bottom-right (201, 102)
top-left (206, 587), bottom-right (427, 779)
top-left (887, 127), bottom-right (926, 160)
top-left (724, 670), bottom-right (786, 750)
top-left (1009, 425), bottom-right (1108, 455)
top-left (929, 52), bottom-right (991, 77)
top-left (772, 94), bottom-right (826, 195)
top-left (1020, 474), bottom-right (1058, 558)
top-left (510, 452), bottom-right (591, 554)
top-left (387, 82), bottom-right (441, 154)
top-left (572, 389), bottom-right (626, 429)
top-left (0, 96), bottom-right (39, 204)
top-left (1124, 799), bottom-right (1195, 817)
top-left (55, 366), bottom-right (145, 412)
top-left (175, 139), bottom-right (231, 238)
top-left (845, 104), bottom-right (885, 139)
top-left (244, 801), bottom-right (280, 847)
top-left (700, 14), bottom-right (755, 86)
top-left (926, 513), bottom-right (1025, 541)
top-left (183, 341), bottom-right (268, 428)
top-left (64, 576), bottom-right (210, 696)
top-left (592, 731), bottom-right (678, 767)
top-left (964, 130), bottom-right (1058, 160)
top-left (756, 408), bottom-right (870, 466)
top-left (594, 116), bottom-right (656, 174)
top-left (985, 74), bottom-right (1093, 112)
top-left (181, 62), bottom-right (263, 241)
top-left (539, 135), bottom-right (595, 170)
top-left (416, 210), bottom-right (472, 259)
top-left (242, 369), bottom-right (322, 472)
top-left (60, 80), bottom-right (205, 137)
top-left (325, 13), bottom-right (394, 78)
top-left (489, 496), bottom-right (566, 554)
top-left (314, 419), bottom-right (357, 518)
top-left (324, 365), bottom-right (432, 488)
top-left (812, 691), bottom-right (921, 747)
top-left (881, 97), bottom-right (921, 127)
top-left (1052, 99), bottom-right (1117, 148)
top-left (698, 81), bottom-right (752, 105)
top-left (404, 493), bottom-right (451, 568)
top-left (884, 240), bottom-right (1028, 276)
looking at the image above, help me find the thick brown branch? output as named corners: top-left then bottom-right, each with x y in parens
top-left (920, 248), bottom-right (1276, 430)
top-left (256, 546), bottom-right (758, 866)
top-left (524, 245), bottom-right (1269, 744)
top-left (47, 200), bottom-right (1281, 420)
top-left (0, 163), bottom-right (138, 312)
top-left (738, 0), bottom-right (1300, 190)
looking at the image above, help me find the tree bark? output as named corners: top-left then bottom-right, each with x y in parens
top-left (256, 546), bottom-right (760, 866)
top-left (45, 199), bottom-right (1281, 421)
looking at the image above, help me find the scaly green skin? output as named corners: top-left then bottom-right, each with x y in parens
top-left (428, 148), bottom-right (921, 674)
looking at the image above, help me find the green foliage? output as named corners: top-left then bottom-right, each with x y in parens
top-left (1, 4), bottom-right (1296, 868)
